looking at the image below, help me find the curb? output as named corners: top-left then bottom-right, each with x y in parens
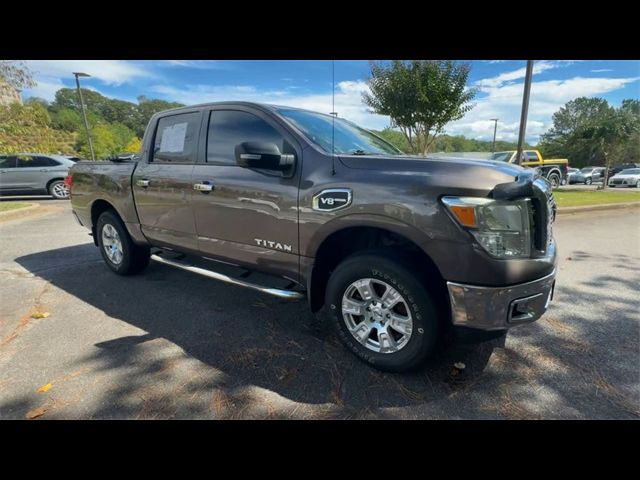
top-left (0, 203), bottom-right (40, 222)
top-left (556, 202), bottom-right (640, 215)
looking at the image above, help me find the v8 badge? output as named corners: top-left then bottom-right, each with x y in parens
top-left (312, 188), bottom-right (352, 212)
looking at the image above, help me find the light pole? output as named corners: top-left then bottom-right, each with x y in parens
top-left (73, 72), bottom-right (95, 161)
top-left (515, 60), bottom-right (534, 166)
top-left (490, 118), bottom-right (498, 152)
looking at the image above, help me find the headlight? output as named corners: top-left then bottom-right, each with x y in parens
top-left (442, 196), bottom-right (531, 258)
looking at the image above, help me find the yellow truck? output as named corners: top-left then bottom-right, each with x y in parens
top-left (489, 150), bottom-right (569, 189)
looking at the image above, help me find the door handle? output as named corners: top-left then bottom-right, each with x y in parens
top-left (136, 179), bottom-right (150, 188)
top-left (193, 182), bottom-right (214, 193)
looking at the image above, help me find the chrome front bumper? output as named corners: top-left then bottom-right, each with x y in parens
top-left (446, 270), bottom-right (556, 331)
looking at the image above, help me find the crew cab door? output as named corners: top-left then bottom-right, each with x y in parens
top-left (132, 111), bottom-right (202, 251)
top-left (190, 106), bottom-right (301, 282)
top-left (0, 155), bottom-right (18, 190)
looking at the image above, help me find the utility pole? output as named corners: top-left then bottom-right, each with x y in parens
top-left (73, 72), bottom-right (95, 161)
top-left (515, 60), bottom-right (534, 166)
top-left (490, 118), bottom-right (499, 152)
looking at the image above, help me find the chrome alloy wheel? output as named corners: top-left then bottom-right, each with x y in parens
top-left (341, 278), bottom-right (413, 354)
top-left (101, 223), bottom-right (123, 265)
top-left (52, 182), bottom-right (70, 199)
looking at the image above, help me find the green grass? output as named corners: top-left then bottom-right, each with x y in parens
top-left (0, 201), bottom-right (31, 212)
top-left (554, 190), bottom-right (640, 207)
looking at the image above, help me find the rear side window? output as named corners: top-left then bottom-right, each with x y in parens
top-left (21, 156), bottom-right (60, 167)
top-left (0, 156), bottom-right (16, 168)
top-left (524, 151), bottom-right (539, 161)
top-left (153, 112), bottom-right (200, 164)
top-left (206, 110), bottom-right (285, 165)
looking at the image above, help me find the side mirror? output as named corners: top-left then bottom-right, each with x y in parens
top-left (234, 142), bottom-right (295, 171)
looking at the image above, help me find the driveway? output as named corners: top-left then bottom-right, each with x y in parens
top-left (0, 200), bottom-right (638, 419)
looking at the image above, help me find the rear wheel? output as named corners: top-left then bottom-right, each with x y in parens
top-left (325, 251), bottom-right (439, 372)
top-left (96, 210), bottom-right (149, 275)
top-left (585, 177), bottom-right (593, 185)
top-left (636, 180), bottom-right (640, 188)
top-left (48, 180), bottom-right (69, 200)
top-left (547, 172), bottom-right (561, 189)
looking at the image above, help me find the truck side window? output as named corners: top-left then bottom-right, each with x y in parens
top-left (525, 151), bottom-right (539, 162)
top-left (153, 112), bottom-right (200, 164)
top-left (207, 110), bottom-right (284, 165)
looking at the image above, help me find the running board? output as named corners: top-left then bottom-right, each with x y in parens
top-left (150, 253), bottom-right (305, 300)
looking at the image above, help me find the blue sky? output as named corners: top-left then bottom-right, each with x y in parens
top-left (23, 60), bottom-right (640, 144)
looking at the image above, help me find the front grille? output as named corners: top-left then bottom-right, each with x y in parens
top-left (612, 179), bottom-right (624, 185)
top-left (530, 179), bottom-right (554, 255)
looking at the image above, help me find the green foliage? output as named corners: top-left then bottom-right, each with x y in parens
top-left (539, 97), bottom-right (639, 168)
top-left (76, 122), bottom-right (138, 159)
top-left (124, 136), bottom-right (142, 154)
top-left (374, 128), bottom-right (529, 154)
top-left (0, 102), bottom-right (76, 154)
top-left (363, 60), bottom-right (476, 155)
top-left (0, 60), bottom-right (36, 89)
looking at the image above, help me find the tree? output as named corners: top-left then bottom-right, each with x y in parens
top-left (539, 97), bottom-right (639, 169)
top-left (363, 60), bottom-right (476, 155)
top-left (124, 136), bottom-right (142, 154)
top-left (0, 60), bottom-right (36, 90)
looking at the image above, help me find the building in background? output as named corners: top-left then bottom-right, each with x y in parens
top-left (0, 79), bottom-right (22, 106)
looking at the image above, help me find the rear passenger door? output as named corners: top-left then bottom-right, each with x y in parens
top-left (132, 111), bottom-right (202, 252)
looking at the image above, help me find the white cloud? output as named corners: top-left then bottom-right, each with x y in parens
top-left (445, 76), bottom-right (640, 143)
top-left (591, 69), bottom-right (614, 73)
top-left (150, 80), bottom-right (391, 130)
top-left (22, 76), bottom-right (65, 101)
top-left (475, 60), bottom-right (560, 89)
top-left (25, 60), bottom-right (150, 86)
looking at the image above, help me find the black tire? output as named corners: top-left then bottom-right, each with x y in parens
top-left (48, 179), bottom-right (69, 200)
top-left (325, 250), bottom-right (439, 372)
top-left (96, 210), bottom-right (150, 275)
top-left (585, 177), bottom-right (592, 185)
top-left (547, 172), bottom-right (561, 189)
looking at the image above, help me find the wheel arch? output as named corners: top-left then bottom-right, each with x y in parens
top-left (90, 199), bottom-right (122, 246)
top-left (306, 223), bottom-right (448, 315)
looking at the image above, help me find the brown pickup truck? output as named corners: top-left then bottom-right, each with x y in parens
top-left (68, 102), bottom-right (557, 371)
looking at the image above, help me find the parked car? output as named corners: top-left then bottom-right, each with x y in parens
top-left (0, 153), bottom-right (76, 199)
top-left (608, 163), bottom-right (640, 178)
top-left (608, 168), bottom-right (640, 188)
top-left (68, 102), bottom-right (557, 372)
top-left (488, 149), bottom-right (568, 188)
top-left (570, 166), bottom-right (606, 185)
top-left (563, 167), bottom-right (580, 185)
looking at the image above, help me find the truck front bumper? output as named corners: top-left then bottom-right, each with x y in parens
top-left (446, 269), bottom-right (556, 331)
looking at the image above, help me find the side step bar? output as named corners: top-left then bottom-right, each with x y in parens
top-left (150, 253), bottom-right (305, 300)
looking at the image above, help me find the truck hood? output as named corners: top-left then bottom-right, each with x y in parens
top-left (339, 154), bottom-right (530, 189)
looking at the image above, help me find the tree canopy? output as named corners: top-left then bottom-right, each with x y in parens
top-left (539, 97), bottom-right (639, 168)
top-left (363, 60), bottom-right (476, 155)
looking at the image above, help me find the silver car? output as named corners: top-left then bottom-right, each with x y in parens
top-left (0, 153), bottom-right (77, 199)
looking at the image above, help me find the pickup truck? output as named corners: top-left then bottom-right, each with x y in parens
top-left (488, 150), bottom-right (568, 188)
top-left (68, 102), bottom-right (557, 372)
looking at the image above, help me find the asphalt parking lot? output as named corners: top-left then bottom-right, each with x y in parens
top-left (0, 200), bottom-right (638, 419)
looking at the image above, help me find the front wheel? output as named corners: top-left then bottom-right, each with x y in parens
top-left (325, 251), bottom-right (439, 372)
top-left (96, 210), bottom-right (150, 275)
top-left (48, 180), bottom-right (70, 200)
top-left (585, 177), bottom-right (592, 185)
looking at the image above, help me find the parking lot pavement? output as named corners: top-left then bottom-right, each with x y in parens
top-left (0, 201), bottom-right (638, 419)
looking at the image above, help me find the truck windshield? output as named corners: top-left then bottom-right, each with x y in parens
top-left (489, 152), bottom-right (513, 162)
top-left (276, 108), bottom-right (402, 155)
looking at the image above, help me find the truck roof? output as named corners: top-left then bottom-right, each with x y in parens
top-left (156, 101), bottom-right (333, 118)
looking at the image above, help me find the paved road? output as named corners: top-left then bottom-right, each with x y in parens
top-left (0, 200), bottom-right (638, 419)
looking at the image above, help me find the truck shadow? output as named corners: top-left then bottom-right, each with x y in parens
top-left (13, 243), bottom-right (509, 418)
